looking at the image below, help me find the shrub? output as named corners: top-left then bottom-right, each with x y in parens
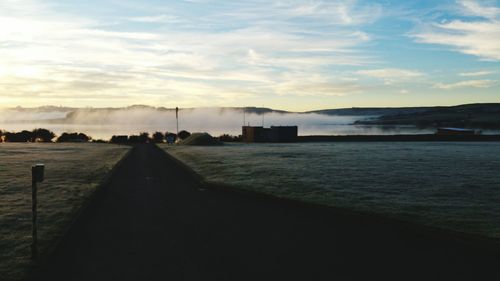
top-left (4, 130), bottom-right (32, 142)
top-left (219, 134), bottom-right (242, 142)
top-left (57, 132), bottom-right (91, 142)
top-left (165, 132), bottom-right (177, 144)
top-left (178, 130), bottom-right (191, 140)
top-left (32, 128), bottom-right (56, 142)
top-left (110, 135), bottom-right (128, 144)
top-left (152, 132), bottom-right (164, 143)
top-left (139, 132), bottom-right (150, 143)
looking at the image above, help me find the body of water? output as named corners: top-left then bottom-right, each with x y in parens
top-left (0, 122), bottom-right (439, 140)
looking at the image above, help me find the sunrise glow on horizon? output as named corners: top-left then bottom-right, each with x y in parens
top-left (0, 0), bottom-right (499, 111)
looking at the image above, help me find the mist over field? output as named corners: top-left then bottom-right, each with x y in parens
top-left (0, 106), bottom-right (443, 139)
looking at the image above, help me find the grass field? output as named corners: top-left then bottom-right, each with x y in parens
top-left (0, 143), bottom-right (129, 281)
top-left (162, 142), bottom-right (500, 239)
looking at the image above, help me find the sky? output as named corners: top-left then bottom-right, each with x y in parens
top-left (0, 0), bottom-right (499, 111)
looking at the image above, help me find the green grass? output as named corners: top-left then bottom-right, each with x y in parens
top-left (0, 143), bottom-right (129, 281)
top-left (161, 142), bottom-right (500, 239)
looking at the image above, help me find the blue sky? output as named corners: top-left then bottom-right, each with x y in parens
top-left (0, 0), bottom-right (499, 111)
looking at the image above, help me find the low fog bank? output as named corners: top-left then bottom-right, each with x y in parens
top-left (5, 106), bottom-right (483, 139)
top-left (0, 107), bottom-right (373, 139)
top-left (0, 108), bottom-right (70, 122)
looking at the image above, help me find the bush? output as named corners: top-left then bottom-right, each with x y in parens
top-left (4, 130), bottom-right (32, 142)
top-left (110, 135), bottom-right (128, 144)
top-left (57, 132), bottom-right (91, 142)
top-left (219, 134), bottom-right (241, 142)
top-left (165, 132), bottom-right (177, 144)
top-left (2, 128), bottom-right (55, 142)
top-left (178, 130), bottom-right (191, 140)
top-left (32, 128), bottom-right (56, 142)
top-left (128, 135), bottom-right (141, 143)
top-left (139, 132), bottom-right (150, 143)
top-left (152, 132), bottom-right (164, 143)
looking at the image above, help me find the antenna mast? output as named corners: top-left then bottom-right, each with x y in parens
top-left (175, 107), bottom-right (179, 136)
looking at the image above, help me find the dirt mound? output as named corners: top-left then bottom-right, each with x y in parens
top-left (181, 133), bottom-right (222, 146)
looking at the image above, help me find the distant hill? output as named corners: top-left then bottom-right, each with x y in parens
top-left (353, 103), bottom-right (500, 129)
top-left (306, 107), bottom-right (433, 116)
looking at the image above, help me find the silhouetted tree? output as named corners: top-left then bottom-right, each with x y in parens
top-left (139, 132), bottom-right (150, 143)
top-left (219, 134), bottom-right (242, 142)
top-left (110, 135), bottom-right (128, 144)
top-left (165, 132), bottom-right (177, 144)
top-left (4, 130), bottom-right (33, 142)
top-left (57, 132), bottom-right (91, 142)
top-left (152, 132), bottom-right (164, 143)
top-left (128, 135), bottom-right (141, 143)
top-left (79, 133), bottom-right (91, 142)
top-left (32, 128), bottom-right (56, 142)
top-left (177, 130), bottom-right (191, 140)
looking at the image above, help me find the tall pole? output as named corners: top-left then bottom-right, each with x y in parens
top-left (176, 107), bottom-right (179, 136)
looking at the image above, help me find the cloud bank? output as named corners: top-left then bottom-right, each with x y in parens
top-left (0, 0), bottom-right (499, 109)
top-left (0, 0), bottom-right (382, 109)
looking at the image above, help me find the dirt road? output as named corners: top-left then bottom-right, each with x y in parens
top-left (33, 144), bottom-right (500, 280)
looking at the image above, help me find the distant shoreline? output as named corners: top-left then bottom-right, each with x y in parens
top-left (297, 134), bottom-right (500, 142)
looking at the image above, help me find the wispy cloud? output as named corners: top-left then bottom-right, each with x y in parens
top-left (433, 79), bottom-right (496, 90)
top-left (460, 0), bottom-right (500, 19)
top-left (127, 14), bottom-right (179, 23)
top-left (272, 71), bottom-right (362, 97)
top-left (411, 0), bottom-right (500, 61)
top-left (459, 70), bottom-right (493, 77)
top-left (356, 68), bottom-right (424, 84)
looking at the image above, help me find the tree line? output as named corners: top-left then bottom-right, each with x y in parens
top-left (109, 130), bottom-right (190, 144)
top-left (0, 128), bottom-right (242, 143)
top-left (0, 129), bottom-right (92, 143)
top-left (109, 131), bottom-right (242, 144)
